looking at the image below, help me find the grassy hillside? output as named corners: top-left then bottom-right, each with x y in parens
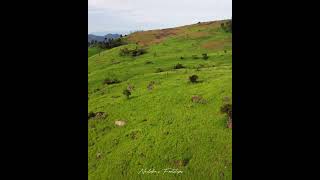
top-left (88, 46), bottom-right (102, 57)
top-left (88, 20), bottom-right (232, 179)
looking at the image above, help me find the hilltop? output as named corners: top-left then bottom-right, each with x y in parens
top-left (88, 19), bottom-right (232, 179)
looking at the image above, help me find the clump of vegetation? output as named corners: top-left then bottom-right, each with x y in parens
top-left (127, 84), bottom-right (135, 91)
top-left (202, 53), bottom-right (209, 60)
top-left (173, 159), bottom-right (190, 167)
top-left (174, 63), bottom-right (185, 69)
top-left (192, 55), bottom-right (199, 59)
top-left (147, 81), bottom-right (155, 91)
top-left (189, 75), bottom-right (199, 83)
top-left (119, 47), bottom-right (147, 57)
top-left (126, 130), bottom-right (142, 140)
top-left (88, 112), bottom-right (107, 120)
top-left (155, 68), bottom-right (164, 73)
top-left (88, 111), bottom-right (95, 120)
top-left (145, 60), bottom-right (153, 64)
top-left (111, 60), bottom-right (120, 64)
top-left (191, 95), bottom-right (207, 104)
top-left (220, 104), bottom-right (232, 128)
top-left (103, 78), bottom-right (121, 85)
top-left (180, 56), bottom-right (184, 60)
top-left (221, 20), bottom-right (232, 33)
top-left (123, 89), bottom-right (131, 99)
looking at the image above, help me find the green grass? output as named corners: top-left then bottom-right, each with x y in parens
top-left (88, 46), bottom-right (102, 57)
top-left (88, 20), bottom-right (232, 180)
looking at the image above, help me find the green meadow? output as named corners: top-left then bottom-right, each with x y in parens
top-left (88, 46), bottom-right (102, 57)
top-left (88, 20), bottom-right (232, 180)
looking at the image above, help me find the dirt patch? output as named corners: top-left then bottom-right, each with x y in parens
top-left (188, 31), bottom-right (210, 39)
top-left (223, 96), bottom-right (231, 102)
top-left (173, 159), bottom-right (189, 167)
top-left (127, 28), bottom-right (182, 46)
top-left (202, 39), bottom-right (232, 50)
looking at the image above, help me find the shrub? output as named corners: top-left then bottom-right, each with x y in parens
top-left (119, 47), bottom-right (147, 57)
top-left (127, 84), bottom-right (135, 91)
top-left (174, 63), bottom-right (185, 69)
top-left (147, 81), bottom-right (155, 91)
top-left (132, 48), bottom-right (147, 57)
top-left (145, 60), bottom-right (153, 64)
top-left (88, 112), bottom-right (95, 120)
top-left (189, 75), bottom-right (198, 83)
top-left (103, 78), bottom-right (121, 85)
top-left (192, 55), bottom-right (199, 59)
top-left (88, 112), bottom-right (107, 120)
top-left (155, 68), bottom-right (164, 73)
top-left (119, 48), bottom-right (131, 56)
top-left (221, 20), bottom-right (232, 33)
top-left (123, 89), bottom-right (131, 99)
top-left (202, 53), bottom-right (209, 60)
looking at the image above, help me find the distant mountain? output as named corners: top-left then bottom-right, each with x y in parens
top-left (88, 34), bottom-right (121, 42)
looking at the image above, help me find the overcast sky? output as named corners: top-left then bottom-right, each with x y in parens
top-left (88, 0), bottom-right (232, 35)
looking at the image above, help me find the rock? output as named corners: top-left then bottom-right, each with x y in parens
top-left (115, 120), bottom-right (126, 126)
top-left (96, 153), bottom-right (101, 159)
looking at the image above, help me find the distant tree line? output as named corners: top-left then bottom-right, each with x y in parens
top-left (88, 35), bottom-right (127, 49)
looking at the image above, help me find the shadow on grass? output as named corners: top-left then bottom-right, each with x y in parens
top-left (189, 80), bottom-right (204, 84)
top-left (126, 95), bottom-right (138, 100)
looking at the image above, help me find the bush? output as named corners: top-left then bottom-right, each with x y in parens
top-left (147, 81), bottom-right (155, 91)
top-left (145, 60), bottom-right (153, 64)
top-left (221, 20), bottom-right (232, 33)
top-left (88, 112), bottom-right (95, 119)
top-left (119, 47), bottom-right (147, 57)
top-left (174, 63), bottom-right (185, 69)
top-left (103, 78), bottom-right (121, 85)
top-left (155, 68), bottom-right (164, 73)
top-left (192, 55), bottom-right (199, 59)
top-left (189, 75), bottom-right (198, 83)
top-left (88, 112), bottom-right (107, 120)
top-left (202, 53), bottom-right (209, 60)
top-left (220, 104), bottom-right (232, 117)
top-left (123, 89), bottom-right (131, 99)
top-left (127, 84), bottom-right (135, 91)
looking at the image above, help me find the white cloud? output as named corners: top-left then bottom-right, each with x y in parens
top-left (88, 0), bottom-right (232, 34)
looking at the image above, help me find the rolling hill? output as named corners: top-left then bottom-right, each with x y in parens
top-left (88, 20), bottom-right (232, 179)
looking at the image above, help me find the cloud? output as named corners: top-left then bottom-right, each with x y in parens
top-left (88, 0), bottom-right (232, 34)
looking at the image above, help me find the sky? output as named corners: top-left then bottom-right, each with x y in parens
top-left (88, 0), bottom-right (232, 35)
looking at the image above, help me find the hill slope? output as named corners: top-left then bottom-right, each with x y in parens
top-left (88, 20), bottom-right (232, 179)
